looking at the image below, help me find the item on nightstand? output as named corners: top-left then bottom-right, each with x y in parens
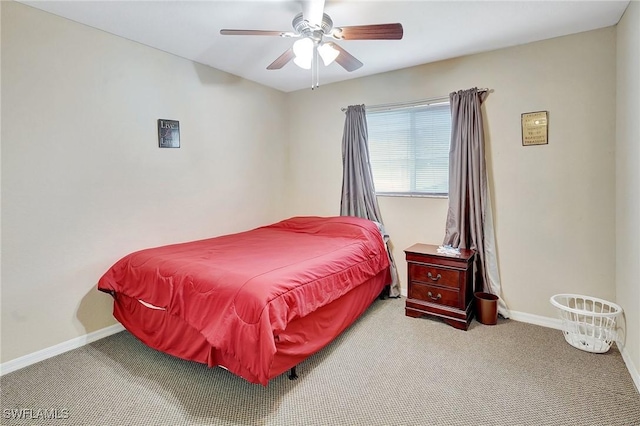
top-left (474, 292), bottom-right (499, 325)
top-left (550, 294), bottom-right (622, 354)
top-left (437, 245), bottom-right (461, 256)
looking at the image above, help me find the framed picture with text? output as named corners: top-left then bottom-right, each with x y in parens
top-left (521, 111), bottom-right (548, 146)
top-left (158, 119), bottom-right (180, 148)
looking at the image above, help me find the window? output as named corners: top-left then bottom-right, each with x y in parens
top-left (367, 101), bottom-right (451, 196)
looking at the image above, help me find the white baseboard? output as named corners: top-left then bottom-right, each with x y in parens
top-left (509, 309), bottom-right (639, 393)
top-left (0, 323), bottom-right (125, 376)
top-left (617, 341), bottom-right (640, 393)
top-left (507, 309), bottom-right (563, 330)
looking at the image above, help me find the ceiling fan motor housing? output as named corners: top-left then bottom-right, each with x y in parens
top-left (292, 12), bottom-right (334, 39)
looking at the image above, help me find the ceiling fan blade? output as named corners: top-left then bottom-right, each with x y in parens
top-left (325, 42), bottom-right (363, 72)
top-left (331, 23), bottom-right (403, 40)
top-left (301, 0), bottom-right (325, 27)
top-left (220, 29), bottom-right (296, 37)
top-left (267, 48), bottom-right (295, 70)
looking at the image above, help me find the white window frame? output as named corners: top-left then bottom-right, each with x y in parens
top-left (366, 99), bottom-right (451, 198)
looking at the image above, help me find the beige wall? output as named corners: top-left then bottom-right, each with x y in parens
top-left (616, 0), bottom-right (640, 385)
top-left (1, 2), bottom-right (287, 363)
top-left (286, 28), bottom-right (617, 320)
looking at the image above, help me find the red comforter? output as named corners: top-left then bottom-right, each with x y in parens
top-left (97, 216), bottom-right (389, 384)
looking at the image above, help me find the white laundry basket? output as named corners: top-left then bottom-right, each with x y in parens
top-left (550, 294), bottom-right (622, 353)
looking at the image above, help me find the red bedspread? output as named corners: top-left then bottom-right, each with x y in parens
top-left (98, 216), bottom-right (389, 384)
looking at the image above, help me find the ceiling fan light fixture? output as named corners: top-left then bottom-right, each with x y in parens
top-left (318, 43), bottom-right (339, 66)
top-left (292, 37), bottom-right (314, 69)
top-left (293, 55), bottom-right (312, 69)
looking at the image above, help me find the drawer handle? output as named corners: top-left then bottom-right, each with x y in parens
top-left (427, 291), bottom-right (442, 301)
top-left (427, 272), bottom-right (442, 281)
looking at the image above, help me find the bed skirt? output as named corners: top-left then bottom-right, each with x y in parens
top-left (111, 268), bottom-right (389, 385)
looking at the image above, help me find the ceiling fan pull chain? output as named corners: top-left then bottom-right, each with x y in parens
top-left (315, 44), bottom-right (320, 89)
top-left (311, 49), bottom-right (315, 90)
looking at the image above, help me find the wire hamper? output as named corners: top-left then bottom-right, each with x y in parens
top-left (550, 294), bottom-right (622, 353)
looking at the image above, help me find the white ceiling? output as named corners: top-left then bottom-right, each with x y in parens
top-left (19, 0), bottom-right (629, 93)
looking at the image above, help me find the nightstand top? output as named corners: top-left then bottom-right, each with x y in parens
top-left (404, 243), bottom-right (475, 261)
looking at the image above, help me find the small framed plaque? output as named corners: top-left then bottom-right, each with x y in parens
top-left (521, 111), bottom-right (548, 146)
top-left (158, 119), bottom-right (180, 148)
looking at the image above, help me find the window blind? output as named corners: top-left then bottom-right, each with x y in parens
top-left (367, 102), bottom-right (451, 195)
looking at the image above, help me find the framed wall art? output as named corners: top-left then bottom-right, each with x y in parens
top-left (158, 119), bottom-right (180, 148)
top-left (521, 111), bottom-right (548, 146)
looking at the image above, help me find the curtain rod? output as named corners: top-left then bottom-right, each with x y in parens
top-left (341, 88), bottom-right (489, 112)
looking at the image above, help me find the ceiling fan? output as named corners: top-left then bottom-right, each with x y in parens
top-left (220, 0), bottom-right (403, 89)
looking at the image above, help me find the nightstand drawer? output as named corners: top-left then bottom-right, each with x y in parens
top-left (409, 263), bottom-right (460, 289)
top-left (408, 282), bottom-right (459, 308)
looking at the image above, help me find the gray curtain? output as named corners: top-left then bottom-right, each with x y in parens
top-left (443, 89), bottom-right (509, 317)
top-left (340, 105), bottom-right (400, 298)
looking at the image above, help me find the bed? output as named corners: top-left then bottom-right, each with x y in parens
top-left (97, 216), bottom-right (391, 385)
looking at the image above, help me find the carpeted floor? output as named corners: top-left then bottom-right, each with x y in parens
top-left (2, 297), bottom-right (639, 426)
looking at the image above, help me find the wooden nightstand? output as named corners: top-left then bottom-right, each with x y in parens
top-left (404, 243), bottom-right (476, 330)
